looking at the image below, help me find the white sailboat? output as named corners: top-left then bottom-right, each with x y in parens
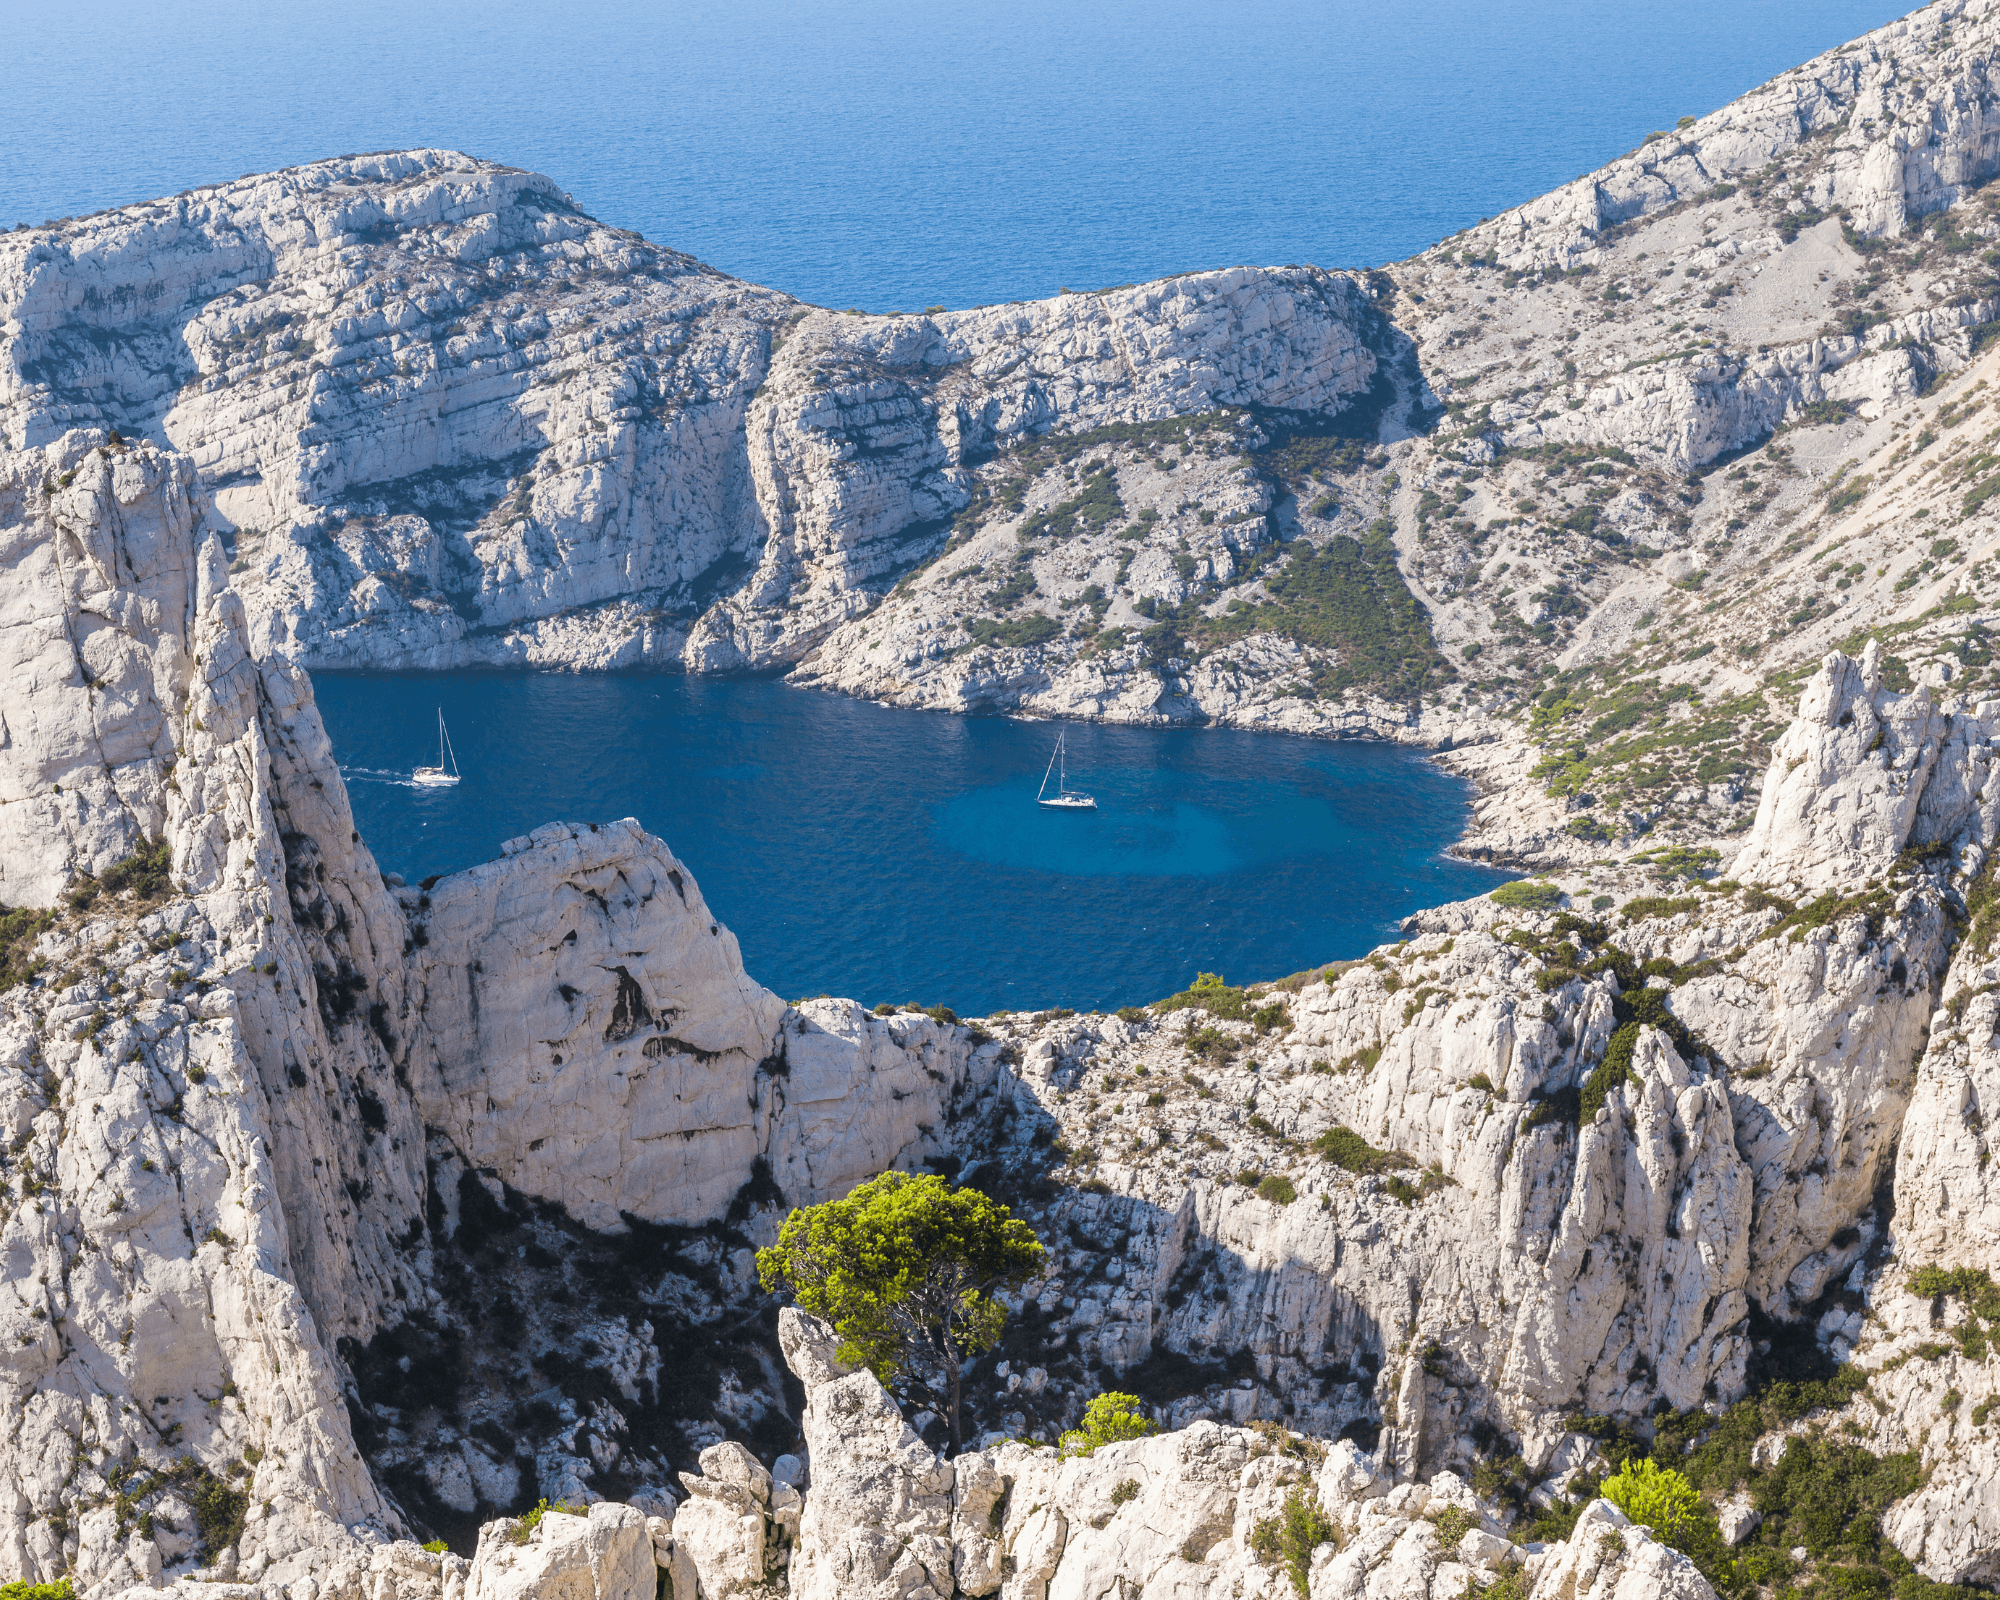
top-left (1035, 731), bottom-right (1096, 810)
top-left (412, 709), bottom-right (461, 788)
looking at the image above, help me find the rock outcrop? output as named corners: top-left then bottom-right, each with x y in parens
top-left (463, 1503), bottom-right (653, 1600)
top-left (895, 645), bottom-right (1966, 1464)
top-left (0, 163), bottom-right (1392, 680)
top-left (766, 1307), bottom-right (1716, 1600)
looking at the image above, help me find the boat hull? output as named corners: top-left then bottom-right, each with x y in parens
top-left (411, 769), bottom-right (459, 788)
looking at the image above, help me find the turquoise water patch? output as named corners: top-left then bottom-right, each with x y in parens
top-left (936, 776), bottom-right (1348, 879)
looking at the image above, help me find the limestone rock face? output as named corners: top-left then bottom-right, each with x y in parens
top-left (775, 1319), bottom-right (1711, 1600)
top-left (464, 1503), bottom-right (654, 1600)
top-left (1730, 642), bottom-right (1964, 890)
top-left (674, 1443), bottom-right (779, 1600)
top-left (0, 440), bottom-right (200, 905)
top-left (406, 845), bottom-right (991, 1229)
top-left (0, 432), bottom-right (1003, 1593)
top-left (406, 818), bottom-right (789, 1229)
top-left (0, 429), bottom-right (435, 1591)
top-left (1894, 933), bottom-right (2000, 1274)
top-left (1883, 1441), bottom-right (2000, 1587)
top-left (690, 275), bottom-right (1387, 673)
top-left (768, 999), bottom-right (993, 1208)
top-left (931, 890), bottom-right (1942, 1458)
top-left (782, 1310), bottom-right (957, 1600)
top-left (0, 157), bottom-right (1389, 679)
top-left (1465, 3), bottom-right (2000, 273)
top-left (1523, 1499), bottom-right (1714, 1600)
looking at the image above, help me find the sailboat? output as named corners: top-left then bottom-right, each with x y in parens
top-left (1035, 731), bottom-right (1096, 810)
top-left (412, 709), bottom-right (461, 788)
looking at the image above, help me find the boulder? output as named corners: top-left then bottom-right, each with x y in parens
top-left (465, 1502), bottom-right (655, 1600)
top-left (1524, 1500), bottom-right (1715, 1600)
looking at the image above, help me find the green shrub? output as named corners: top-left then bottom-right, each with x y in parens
top-left (1110, 1478), bottom-right (1140, 1505)
top-left (508, 1499), bottom-right (588, 1544)
top-left (1601, 1457), bottom-right (1700, 1545)
top-left (0, 907), bottom-right (55, 992)
top-left (1579, 1023), bottom-right (1640, 1124)
top-left (1016, 467), bottom-right (1124, 543)
top-left (759, 1172), bottom-right (1043, 1453)
top-left (967, 613), bottom-right (1061, 650)
top-left (1191, 518), bottom-right (1448, 702)
top-left (1257, 1174), bottom-right (1298, 1206)
top-left (65, 838), bottom-right (173, 911)
top-left (1249, 1486), bottom-right (1336, 1597)
top-left (1060, 1392), bottom-right (1159, 1457)
top-left (1154, 971), bottom-right (1251, 1020)
top-left (1491, 880), bottom-right (1564, 911)
top-left (188, 1467), bottom-right (249, 1556)
top-left (1383, 1167), bottom-right (1455, 1206)
top-left (1185, 1024), bottom-right (1238, 1063)
top-left (420, 1539), bottom-right (450, 1554)
top-left (0, 1582), bottom-right (77, 1600)
top-left (1622, 895), bottom-right (1702, 923)
top-left (1427, 1504), bottom-right (1477, 1547)
top-left (1312, 1125), bottom-right (1413, 1175)
top-left (1908, 1265), bottom-right (2000, 1323)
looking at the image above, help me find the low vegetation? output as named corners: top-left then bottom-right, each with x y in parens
top-left (1250, 1486), bottom-right (1337, 1597)
top-left (1312, 1125), bottom-right (1415, 1176)
top-left (1491, 879), bottom-right (1564, 911)
top-left (0, 906), bottom-right (56, 992)
top-left (65, 837), bottom-right (173, 912)
top-left (1195, 520), bottom-right (1450, 701)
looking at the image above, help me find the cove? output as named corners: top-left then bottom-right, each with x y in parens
top-left (312, 672), bottom-right (1508, 1015)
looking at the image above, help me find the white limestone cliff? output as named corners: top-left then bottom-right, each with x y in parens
top-left (19, 0), bottom-right (2000, 1592)
top-left (0, 163), bottom-right (1389, 681)
top-left (0, 437), bottom-right (1988, 1600)
top-left (0, 431), bottom-right (1002, 1594)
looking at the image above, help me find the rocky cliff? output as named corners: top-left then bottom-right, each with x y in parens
top-left (0, 433), bottom-right (1006, 1593)
top-left (0, 162), bottom-right (1392, 681)
top-left (7, 437), bottom-right (1997, 1598)
top-left (14, 1), bottom-right (2000, 1598)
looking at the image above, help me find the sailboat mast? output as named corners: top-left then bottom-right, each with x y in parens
top-left (438, 710), bottom-right (460, 777)
top-left (1038, 739), bottom-right (1059, 801)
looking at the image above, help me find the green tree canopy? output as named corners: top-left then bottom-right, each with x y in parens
top-left (1058, 1391), bottom-right (1159, 1458)
top-left (756, 1170), bottom-right (1044, 1452)
top-left (1601, 1456), bottom-right (1701, 1546)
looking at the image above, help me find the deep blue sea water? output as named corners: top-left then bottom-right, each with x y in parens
top-left (312, 673), bottom-right (1505, 1014)
top-left (4, 0), bottom-right (1906, 312)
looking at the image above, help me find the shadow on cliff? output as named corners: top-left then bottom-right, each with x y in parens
top-left (338, 1155), bottom-right (808, 1556)
top-left (932, 1095), bottom-right (1398, 1461)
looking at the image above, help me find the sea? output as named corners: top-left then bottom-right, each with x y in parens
top-left (5, 0), bottom-right (1906, 313)
top-left (6, 0), bottom-right (1904, 1004)
top-left (315, 673), bottom-right (1503, 1015)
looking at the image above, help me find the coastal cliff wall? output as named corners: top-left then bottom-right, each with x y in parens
top-left (0, 166), bottom-right (1391, 680)
top-left (18, 0), bottom-right (2000, 1594)
top-left (0, 433), bottom-right (991, 1594)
